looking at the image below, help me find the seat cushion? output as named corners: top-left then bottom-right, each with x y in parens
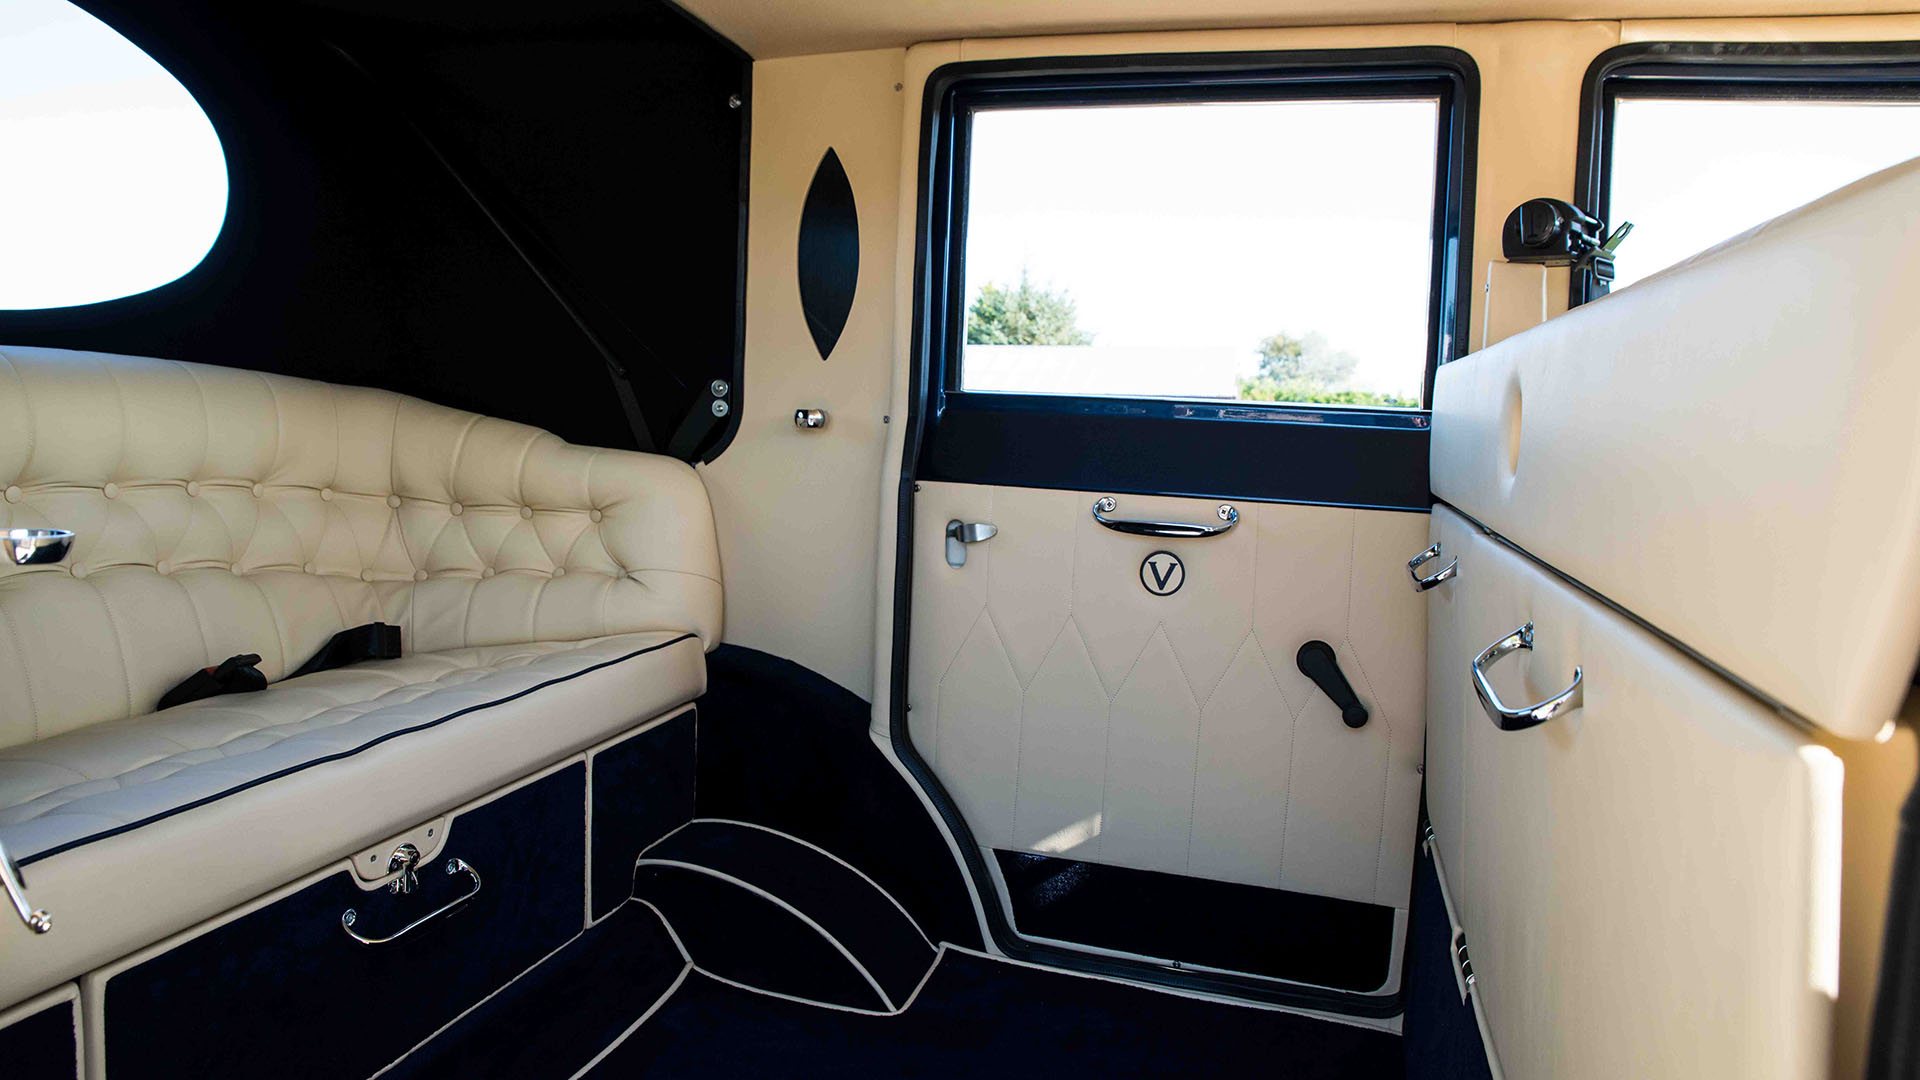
top-left (0, 630), bottom-right (704, 1005)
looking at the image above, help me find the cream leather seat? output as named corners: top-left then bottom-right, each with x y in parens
top-left (0, 345), bottom-right (721, 1003)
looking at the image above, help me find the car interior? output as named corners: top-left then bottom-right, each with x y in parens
top-left (1, 1), bottom-right (1918, 1077)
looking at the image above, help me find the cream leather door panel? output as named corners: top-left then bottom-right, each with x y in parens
top-left (908, 482), bottom-right (1429, 910)
top-left (1425, 505), bottom-right (1839, 1080)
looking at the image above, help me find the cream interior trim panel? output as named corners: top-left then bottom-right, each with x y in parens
top-left (1432, 157), bottom-right (1920, 739)
top-left (908, 482), bottom-right (1427, 909)
top-left (0, 345), bottom-right (722, 747)
top-left (1426, 506), bottom-right (1838, 1079)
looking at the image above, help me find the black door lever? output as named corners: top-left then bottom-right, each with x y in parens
top-left (1296, 641), bottom-right (1369, 729)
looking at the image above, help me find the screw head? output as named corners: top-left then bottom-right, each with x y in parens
top-left (710, 400), bottom-right (729, 418)
top-left (710, 379), bottom-right (730, 397)
top-left (1218, 504), bottom-right (1235, 521)
top-left (727, 93), bottom-right (742, 109)
top-left (343, 909), bottom-right (357, 927)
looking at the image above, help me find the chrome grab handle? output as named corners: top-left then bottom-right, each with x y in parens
top-left (944, 520), bottom-right (997, 568)
top-left (1091, 497), bottom-right (1238, 539)
top-left (3, 528), bottom-right (74, 567)
top-left (1471, 622), bottom-right (1583, 731)
top-left (1408, 542), bottom-right (1458, 592)
top-left (1, 837), bottom-right (51, 934)
top-left (341, 858), bottom-right (480, 946)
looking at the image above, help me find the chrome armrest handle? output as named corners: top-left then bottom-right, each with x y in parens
top-left (1, 838), bottom-right (51, 934)
top-left (1092, 497), bottom-right (1238, 539)
top-left (341, 858), bottom-right (480, 946)
top-left (1408, 542), bottom-right (1458, 592)
top-left (944, 520), bottom-right (997, 568)
top-left (1471, 622), bottom-right (1583, 731)
top-left (3, 528), bottom-right (74, 567)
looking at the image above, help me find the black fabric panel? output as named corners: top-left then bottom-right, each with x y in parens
top-left (8, 0), bottom-right (745, 459)
top-left (103, 764), bottom-right (585, 1080)
top-left (644, 821), bottom-right (935, 1005)
top-left (0, 998), bottom-right (77, 1080)
top-left (797, 147), bottom-right (859, 360)
top-left (588, 950), bottom-right (1403, 1078)
top-left (591, 710), bottom-right (697, 920)
top-left (20, 635), bottom-right (692, 867)
top-left (694, 644), bottom-right (981, 950)
top-left (995, 850), bottom-right (1397, 992)
top-left (920, 399), bottom-right (1432, 510)
top-left (1867, 771), bottom-right (1920, 1080)
top-left (1403, 839), bottom-right (1494, 1080)
top-left (632, 864), bottom-right (887, 1011)
top-left (385, 902), bottom-right (684, 1080)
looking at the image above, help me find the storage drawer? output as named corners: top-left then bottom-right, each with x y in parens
top-left (1425, 506), bottom-right (1839, 1080)
top-left (0, 984), bottom-right (79, 1080)
top-left (94, 762), bottom-right (586, 1080)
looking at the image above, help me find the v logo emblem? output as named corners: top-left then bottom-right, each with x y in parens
top-left (1139, 551), bottom-right (1185, 596)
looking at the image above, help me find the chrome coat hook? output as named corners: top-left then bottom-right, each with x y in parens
top-left (1, 838), bottom-right (51, 934)
top-left (1471, 621), bottom-right (1583, 731)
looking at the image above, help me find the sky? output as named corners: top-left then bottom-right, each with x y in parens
top-left (1608, 97), bottom-right (1920, 289)
top-left (0, 0), bottom-right (228, 310)
top-left (962, 99), bottom-right (1441, 402)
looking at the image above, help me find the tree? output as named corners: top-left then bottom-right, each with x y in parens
top-left (966, 272), bottom-right (1093, 346)
top-left (1237, 331), bottom-right (1418, 408)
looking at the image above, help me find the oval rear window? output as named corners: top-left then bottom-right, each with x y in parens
top-left (0, 0), bottom-right (229, 310)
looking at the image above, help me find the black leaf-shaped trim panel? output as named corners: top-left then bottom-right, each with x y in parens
top-left (797, 147), bottom-right (859, 360)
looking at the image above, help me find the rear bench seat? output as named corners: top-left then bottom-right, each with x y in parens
top-left (0, 346), bottom-right (721, 1004)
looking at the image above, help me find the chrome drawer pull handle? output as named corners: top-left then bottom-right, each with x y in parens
top-left (1092, 497), bottom-right (1238, 539)
top-left (341, 858), bottom-right (481, 946)
top-left (1471, 622), bottom-right (1583, 731)
top-left (1407, 542), bottom-right (1458, 592)
top-left (1, 838), bottom-right (51, 934)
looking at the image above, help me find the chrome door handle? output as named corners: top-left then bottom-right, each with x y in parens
top-left (945, 520), bottom-right (997, 568)
top-left (1408, 542), bottom-right (1458, 591)
top-left (1092, 497), bottom-right (1238, 538)
top-left (341, 858), bottom-right (481, 945)
top-left (1471, 622), bottom-right (1583, 731)
top-left (0, 837), bottom-right (51, 934)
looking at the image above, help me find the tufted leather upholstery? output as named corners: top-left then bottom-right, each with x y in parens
top-left (0, 346), bottom-right (722, 1006)
top-left (0, 345), bottom-right (722, 749)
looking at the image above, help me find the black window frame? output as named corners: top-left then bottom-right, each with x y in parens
top-left (1573, 40), bottom-right (1920, 308)
top-left (907, 48), bottom-right (1479, 512)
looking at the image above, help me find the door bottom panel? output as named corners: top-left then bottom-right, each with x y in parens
top-left (995, 851), bottom-right (1397, 992)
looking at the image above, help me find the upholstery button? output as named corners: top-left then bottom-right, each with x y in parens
top-left (413, 570), bottom-right (427, 582)
top-left (450, 503), bottom-right (463, 516)
top-left (589, 509), bottom-right (603, 523)
top-left (230, 562), bottom-right (243, 574)
top-left (303, 562), bottom-right (316, 575)
top-left (252, 483), bottom-right (265, 497)
top-left (482, 567), bottom-right (495, 579)
top-left (102, 482), bottom-right (118, 499)
top-left (520, 506), bottom-right (533, 519)
top-left (68, 563), bottom-right (85, 579)
top-left (387, 494), bottom-right (401, 509)
top-left (552, 567), bottom-right (564, 578)
top-left (320, 488), bottom-right (334, 501)
top-left (360, 570), bottom-right (375, 583)
top-left (186, 482), bottom-right (201, 497)
top-left (156, 560), bottom-right (171, 575)
top-left (3, 486), bottom-right (19, 503)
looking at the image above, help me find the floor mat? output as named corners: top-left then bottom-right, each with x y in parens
top-left (588, 948), bottom-right (1402, 1078)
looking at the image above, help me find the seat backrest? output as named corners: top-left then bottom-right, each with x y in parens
top-left (0, 346), bottom-right (722, 748)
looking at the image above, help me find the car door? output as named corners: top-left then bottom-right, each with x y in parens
top-left (885, 49), bottom-right (1478, 1013)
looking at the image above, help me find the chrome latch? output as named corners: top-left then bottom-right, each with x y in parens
top-left (1, 837), bottom-right (51, 934)
top-left (945, 520), bottom-right (997, 568)
top-left (387, 843), bottom-right (422, 895)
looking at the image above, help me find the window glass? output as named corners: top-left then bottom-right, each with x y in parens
top-left (959, 99), bottom-right (1440, 409)
top-left (1608, 96), bottom-right (1920, 289)
top-left (0, 0), bottom-right (228, 310)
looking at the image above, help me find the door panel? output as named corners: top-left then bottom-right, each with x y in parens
top-left (1426, 505), bottom-right (1839, 1080)
top-left (908, 482), bottom-right (1429, 913)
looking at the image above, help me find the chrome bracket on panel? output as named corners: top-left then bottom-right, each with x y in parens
top-left (945, 520), bottom-right (996, 568)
